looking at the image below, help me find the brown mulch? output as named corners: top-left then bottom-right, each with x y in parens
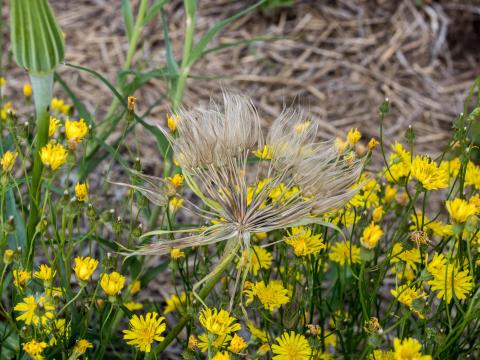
top-left (3, 0), bottom-right (480, 165)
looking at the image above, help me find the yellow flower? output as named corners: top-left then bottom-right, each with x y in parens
top-left (48, 117), bottom-right (61, 137)
top-left (13, 270), bottom-right (31, 288)
top-left (197, 333), bottom-right (231, 352)
top-left (73, 339), bottom-right (93, 356)
top-left (465, 161), bottom-right (480, 189)
top-left (245, 280), bottom-right (290, 311)
top-left (426, 252), bottom-right (446, 276)
top-left (361, 222), bottom-right (383, 249)
top-left (73, 256), bottom-right (98, 282)
top-left (167, 113), bottom-right (179, 132)
top-left (386, 142), bottom-right (411, 182)
top-left (125, 301), bottom-right (143, 311)
top-left (372, 206), bottom-right (384, 222)
top-left (23, 340), bottom-right (48, 359)
top-left (1, 102), bottom-right (13, 121)
top-left (0, 77), bottom-right (6, 86)
top-left (170, 248), bottom-right (185, 260)
top-left (100, 271), bottom-right (126, 296)
top-left (51, 97), bottom-right (71, 115)
top-left (255, 145), bottom-right (273, 160)
top-left (40, 143), bottom-right (68, 170)
top-left (212, 351), bottom-right (230, 360)
top-left (272, 331), bottom-right (312, 360)
top-left (229, 333), bottom-right (247, 353)
top-left (1, 150), bottom-right (18, 172)
top-left (237, 245), bottom-right (272, 275)
top-left (72, 182), bottom-right (88, 202)
top-left (329, 242), bottom-right (361, 265)
top-left (123, 312), bottom-right (166, 352)
top-left (335, 137), bottom-right (348, 152)
top-left (258, 343), bottom-right (271, 355)
top-left (368, 138), bottom-right (380, 150)
top-left (391, 284), bottom-right (424, 316)
top-left (164, 292), bottom-right (187, 314)
top-left (384, 185), bottom-right (397, 203)
top-left (410, 156), bottom-right (448, 190)
top-left (446, 198), bottom-right (477, 223)
top-left (286, 226), bottom-right (325, 257)
top-left (167, 173), bottom-right (184, 190)
top-left (34, 264), bottom-right (56, 282)
top-left (393, 337), bottom-right (432, 360)
top-left (247, 322), bottom-right (268, 342)
top-left (188, 335), bottom-right (198, 350)
top-left (65, 119), bottom-right (88, 143)
top-left (199, 307), bottom-right (241, 335)
top-left (428, 264), bottom-right (473, 303)
top-left (23, 83), bottom-right (32, 97)
top-left (169, 197), bottom-right (184, 212)
top-left (130, 280), bottom-right (141, 295)
top-left (347, 128), bottom-right (361, 145)
top-left (14, 295), bottom-right (55, 326)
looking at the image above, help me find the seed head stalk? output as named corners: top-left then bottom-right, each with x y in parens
top-left (153, 238), bottom-right (241, 355)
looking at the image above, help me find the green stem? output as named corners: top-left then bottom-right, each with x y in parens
top-left (26, 72), bottom-right (53, 268)
top-left (153, 239), bottom-right (241, 355)
top-left (96, 0), bottom-right (149, 138)
top-left (171, 0), bottom-right (196, 112)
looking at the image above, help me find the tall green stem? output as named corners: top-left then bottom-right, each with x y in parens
top-left (26, 72), bottom-right (53, 268)
top-left (171, 0), bottom-right (196, 112)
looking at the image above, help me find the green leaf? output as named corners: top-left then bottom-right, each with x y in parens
top-left (142, 0), bottom-right (169, 26)
top-left (187, 0), bottom-right (266, 67)
top-left (161, 9), bottom-right (180, 94)
top-left (121, 0), bottom-right (134, 42)
top-left (10, 0), bottom-right (65, 74)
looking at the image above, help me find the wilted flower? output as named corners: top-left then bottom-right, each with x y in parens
top-left (128, 93), bottom-right (362, 258)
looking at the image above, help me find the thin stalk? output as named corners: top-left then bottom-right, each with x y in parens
top-left (153, 238), bottom-right (241, 355)
top-left (26, 72), bottom-right (53, 268)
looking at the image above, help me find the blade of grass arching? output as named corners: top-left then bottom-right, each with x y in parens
top-left (117, 67), bottom-right (170, 95)
top-left (161, 11), bottom-right (180, 76)
top-left (121, 0), bottom-right (134, 43)
top-left (187, 0), bottom-right (266, 67)
top-left (54, 73), bottom-right (92, 124)
top-left (66, 63), bottom-right (171, 157)
top-left (142, 0), bottom-right (169, 26)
